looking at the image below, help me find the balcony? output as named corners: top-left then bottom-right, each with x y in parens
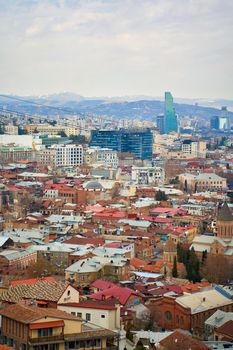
top-left (29, 335), bottom-right (64, 345)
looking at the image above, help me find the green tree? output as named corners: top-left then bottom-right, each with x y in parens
top-left (135, 340), bottom-right (145, 350)
top-left (155, 190), bottom-right (168, 201)
top-left (126, 327), bottom-right (134, 342)
top-left (172, 256), bottom-right (178, 277)
top-left (58, 130), bottom-right (67, 137)
top-left (201, 250), bottom-right (208, 265)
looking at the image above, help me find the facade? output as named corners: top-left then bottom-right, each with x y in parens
top-left (4, 125), bottom-right (18, 135)
top-left (0, 304), bottom-right (116, 350)
top-left (0, 146), bottom-right (35, 162)
top-left (179, 173), bottom-right (227, 192)
top-left (85, 147), bottom-right (118, 167)
top-left (181, 140), bottom-right (207, 158)
top-left (156, 115), bottom-right (165, 134)
top-left (164, 92), bottom-right (177, 134)
top-left (210, 116), bottom-right (219, 130)
top-left (37, 145), bottom-right (83, 167)
top-left (90, 129), bottom-right (153, 160)
top-left (131, 166), bottom-right (164, 185)
top-left (219, 107), bottom-right (230, 130)
top-left (58, 302), bottom-right (120, 330)
top-left (157, 289), bottom-right (233, 338)
top-left (216, 202), bottom-right (233, 239)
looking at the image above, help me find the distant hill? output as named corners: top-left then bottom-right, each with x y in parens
top-left (0, 92), bottom-right (233, 120)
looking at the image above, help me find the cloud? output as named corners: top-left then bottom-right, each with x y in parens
top-left (0, 0), bottom-right (232, 98)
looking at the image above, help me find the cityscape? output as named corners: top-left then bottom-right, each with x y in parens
top-left (0, 1), bottom-right (233, 350)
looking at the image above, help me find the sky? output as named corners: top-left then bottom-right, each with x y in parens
top-left (0, 0), bottom-right (232, 99)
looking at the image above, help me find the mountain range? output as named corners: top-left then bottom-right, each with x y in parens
top-left (0, 92), bottom-right (233, 120)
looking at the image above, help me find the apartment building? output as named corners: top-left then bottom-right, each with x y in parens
top-left (181, 140), bottom-right (207, 158)
top-left (0, 304), bottom-right (116, 350)
top-left (37, 144), bottom-right (83, 167)
top-left (84, 147), bottom-right (119, 167)
top-left (179, 173), bottom-right (227, 192)
top-left (131, 166), bottom-right (165, 185)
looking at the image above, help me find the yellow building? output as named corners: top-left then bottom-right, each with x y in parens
top-left (0, 304), bottom-right (116, 350)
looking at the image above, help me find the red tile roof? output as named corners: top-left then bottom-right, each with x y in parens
top-left (91, 279), bottom-right (116, 291)
top-left (216, 320), bottom-right (233, 339)
top-left (58, 302), bottom-right (116, 310)
top-left (10, 277), bottom-right (57, 286)
top-left (159, 330), bottom-right (210, 350)
top-left (88, 286), bottom-right (138, 305)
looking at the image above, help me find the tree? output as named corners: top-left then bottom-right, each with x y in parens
top-left (201, 250), bottom-right (208, 265)
top-left (25, 257), bottom-right (56, 278)
top-left (134, 340), bottom-right (145, 350)
top-left (201, 254), bottom-right (233, 284)
top-left (172, 256), bottom-right (178, 277)
top-left (126, 327), bottom-right (134, 342)
top-left (155, 190), bottom-right (168, 201)
top-left (58, 130), bottom-right (67, 137)
top-left (177, 244), bottom-right (200, 282)
top-left (69, 135), bottom-right (87, 144)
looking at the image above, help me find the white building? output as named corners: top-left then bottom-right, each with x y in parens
top-left (181, 140), bottom-right (207, 158)
top-left (56, 144), bottom-right (83, 166)
top-left (85, 147), bottom-right (118, 167)
top-left (4, 124), bottom-right (18, 135)
top-left (37, 144), bottom-right (83, 167)
top-left (131, 166), bottom-right (164, 185)
top-left (58, 302), bottom-right (121, 330)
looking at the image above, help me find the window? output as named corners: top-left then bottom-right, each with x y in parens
top-left (71, 312), bottom-right (76, 316)
top-left (165, 311), bottom-right (172, 321)
top-left (101, 315), bottom-right (106, 318)
top-left (86, 313), bottom-right (91, 321)
top-left (38, 328), bottom-right (53, 337)
top-left (77, 312), bottom-right (82, 318)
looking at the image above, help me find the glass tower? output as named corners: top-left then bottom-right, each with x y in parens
top-left (164, 91), bottom-right (178, 133)
top-left (90, 129), bottom-right (153, 160)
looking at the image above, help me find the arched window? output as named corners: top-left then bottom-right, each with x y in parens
top-left (165, 311), bottom-right (172, 321)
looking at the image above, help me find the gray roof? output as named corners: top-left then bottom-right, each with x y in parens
top-left (84, 181), bottom-right (103, 190)
top-left (217, 202), bottom-right (233, 222)
top-left (205, 309), bottom-right (233, 328)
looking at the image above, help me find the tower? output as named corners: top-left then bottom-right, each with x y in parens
top-left (164, 92), bottom-right (178, 134)
top-left (216, 202), bottom-right (233, 239)
top-left (163, 239), bottom-right (177, 264)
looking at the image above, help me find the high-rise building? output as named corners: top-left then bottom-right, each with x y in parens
top-left (156, 114), bottom-right (165, 134)
top-left (90, 129), bottom-right (153, 160)
top-left (210, 107), bottom-right (230, 131)
top-left (210, 116), bottom-right (219, 130)
top-left (219, 106), bottom-right (230, 130)
top-left (164, 91), bottom-right (178, 134)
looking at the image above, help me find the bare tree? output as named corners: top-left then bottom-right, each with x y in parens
top-left (201, 254), bottom-right (233, 284)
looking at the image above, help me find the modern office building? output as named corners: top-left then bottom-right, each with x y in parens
top-left (210, 107), bottom-right (230, 131)
top-left (156, 114), bottom-right (165, 134)
top-left (219, 106), bottom-right (230, 130)
top-left (210, 116), bottom-right (219, 130)
top-left (164, 91), bottom-right (178, 134)
top-left (90, 129), bottom-right (153, 160)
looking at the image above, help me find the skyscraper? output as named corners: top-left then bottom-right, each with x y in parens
top-left (164, 91), bottom-right (178, 134)
top-left (156, 114), bottom-right (165, 134)
top-left (90, 129), bottom-right (153, 160)
top-left (210, 116), bottom-right (219, 130)
top-left (219, 106), bottom-right (230, 130)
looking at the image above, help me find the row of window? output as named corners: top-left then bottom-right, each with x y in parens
top-left (70, 312), bottom-right (106, 321)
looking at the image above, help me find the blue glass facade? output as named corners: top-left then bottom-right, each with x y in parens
top-left (90, 129), bottom-right (153, 160)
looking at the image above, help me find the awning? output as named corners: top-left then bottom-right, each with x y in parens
top-left (30, 320), bottom-right (64, 329)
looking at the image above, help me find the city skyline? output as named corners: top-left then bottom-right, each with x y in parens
top-left (0, 0), bottom-right (232, 99)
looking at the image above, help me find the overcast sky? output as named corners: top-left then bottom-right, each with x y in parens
top-left (0, 0), bottom-right (232, 99)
